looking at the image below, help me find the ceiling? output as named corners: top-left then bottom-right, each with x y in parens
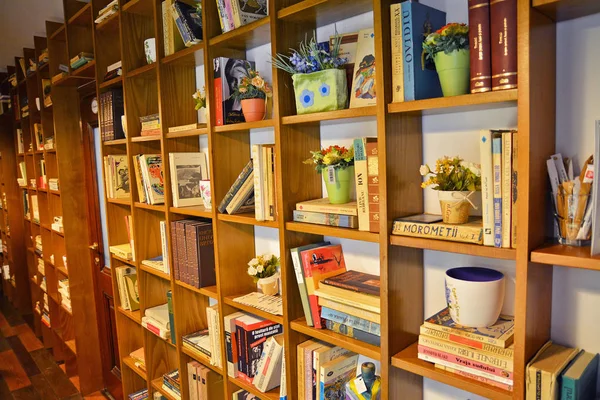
top-left (0, 0), bottom-right (64, 71)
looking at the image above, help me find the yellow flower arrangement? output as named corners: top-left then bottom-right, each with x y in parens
top-left (230, 69), bottom-right (271, 101)
top-left (420, 156), bottom-right (481, 191)
top-left (305, 145), bottom-right (354, 173)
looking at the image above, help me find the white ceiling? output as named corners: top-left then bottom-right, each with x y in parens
top-left (0, 0), bottom-right (64, 71)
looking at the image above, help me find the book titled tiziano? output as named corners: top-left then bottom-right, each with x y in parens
top-left (392, 214), bottom-right (484, 244)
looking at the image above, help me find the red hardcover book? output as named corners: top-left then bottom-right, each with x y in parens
top-left (185, 222), bottom-right (201, 286)
top-left (490, 0), bottom-right (517, 91)
top-left (170, 221), bottom-right (179, 281)
top-left (468, 0), bottom-right (492, 93)
top-left (300, 244), bottom-right (347, 329)
top-left (214, 59), bottom-right (223, 126)
top-left (366, 140), bottom-right (380, 233)
top-left (321, 270), bottom-right (380, 297)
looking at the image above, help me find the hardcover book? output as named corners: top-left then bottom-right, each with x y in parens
top-left (319, 353), bottom-right (359, 400)
top-left (366, 139), bottom-right (380, 232)
top-left (390, 3), bottom-right (404, 102)
top-left (172, 1), bottom-right (203, 46)
top-left (349, 29), bottom-right (376, 108)
top-left (526, 341), bottom-right (580, 400)
top-left (324, 320), bottom-right (380, 346)
top-left (320, 307), bottom-right (381, 336)
top-left (560, 351), bottom-right (599, 400)
top-left (318, 297), bottom-right (381, 324)
top-left (490, 0), bottom-right (517, 90)
top-left (230, 0), bottom-right (268, 28)
top-left (213, 57), bottom-right (255, 125)
top-left (140, 154), bottom-right (165, 205)
top-left (392, 215), bottom-right (484, 244)
top-left (321, 270), bottom-right (380, 297)
top-left (492, 131), bottom-right (503, 247)
top-left (169, 152), bottom-right (208, 208)
top-left (469, 0), bottom-right (492, 93)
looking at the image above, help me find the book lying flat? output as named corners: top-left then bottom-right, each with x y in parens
top-left (392, 214), bottom-right (484, 244)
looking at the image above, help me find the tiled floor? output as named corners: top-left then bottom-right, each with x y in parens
top-left (0, 297), bottom-right (109, 400)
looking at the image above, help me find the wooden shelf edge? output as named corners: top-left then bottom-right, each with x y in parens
top-left (281, 106), bottom-right (377, 125)
top-left (388, 89), bottom-right (518, 114)
top-left (165, 128), bottom-right (208, 139)
top-left (122, 356), bottom-right (147, 380)
top-left (139, 263), bottom-right (171, 281)
top-left (214, 119), bottom-right (274, 132)
top-left (134, 202), bottom-right (166, 212)
top-left (217, 212), bottom-right (278, 228)
top-left (180, 346), bottom-right (223, 375)
top-left (530, 243), bottom-right (600, 271)
top-left (390, 235), bottom-right (517, 260)
top-left (286, 221), bottom-right (379, 242)
top-left (169, 206), bottom-right (212, 218)
top-left (117, 307), bottom-right (141, 324)
top-left (228, 376), bottom-right (280, 400)
top-left (161, 42), bottom-right (205, 65)
top-left (391, 343), bottom-right (513, 400)
top-left (176, 280), bottom-right (218, 298)
top-left (126, 63), bottom-right (156, 79)
top-left (64, 339), bottom-right (77, 355)
top-left (209, 17), bottom-right (270, 48)
top-left (223, 295), bottom-right (284, 324)
top-left (103, 138), bottom-right (127, 146)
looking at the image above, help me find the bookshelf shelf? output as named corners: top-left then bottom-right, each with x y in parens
top-left (165, 128), bottom-right (208, 139)
top-left (214, 119), bottom-right (274, 132)
top-left (151, 377), bottom-right (178, 400)
top-left (217, 212), bottom-right (279, 228)
top-left (281, 106), bottom-right (377, 125)
top-left (107, 197), bottom-right (131, 206)
top-left (290, 317), bottom-right (381, 360)
top-left (208, 17), bottom-right (271, 50)
top-left (49, 24), bottom-right (66, 41)
top-left (387, 89), bottom-right (518, 115)
top-left (67, 3), bottom-right (91, 26)
top-left (111, 254), bottom-right (136, 267)
top-left (391, 343), bottom-right (513, 400)
top-left (134, 202), bottom-right (165, 212)
top-left (122, 356), bottom-right (147, 380)
top-left (223, 295), bottom-right (284, 324)
top-left (99, 76), bottom-right (123, 90)
top-left (277, 0), bottom-right (373, 26)
top-left (95, 12), bottom-right (119, 32)
top-left (131, 135), bottom-right (161, 143)
top-left (71, 60), bottom-right (96, 78)
top-left (532, 0), bottom-right (600, 21)
top-left (286, 221), bottom-right (379, 242)
top-left (126, 63), bottom-right (156, 79)
top-left (161, 42), bottom-right (205, 66)
top-left (118, 307), bottom-right (141, 325)
top-left (139, 264), bottom-right (170, 281)
top-left (228, 376), bottom-right (280, 400)
top-left (122, 0), bottom-right (154, 17)
top-left (180, 346), bottom-right (223, 375)
top-left (531, 243), bottom-right (600, 271)
top-left (103, 138), bottom-right (127, 146)
top-left (175, 280), bottom-right (217, 298)
top-left (390, 236), bottom-right (517, 260)
top-left (169, 205), bottom-right (212, 218)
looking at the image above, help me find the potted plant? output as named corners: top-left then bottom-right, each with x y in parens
top-left (420, 156), bottom-right (481, 224)
top-left (247, 254), bottom-right (280, 296)
top-left (193, 87), bottom-right (207, 122)
top-left (230, 69), bottom-right (272, 122)
top-left (305, 145), bottom-right (354, 204)
top-left (423, 23), bottom-right (470, 97)
top-left (273, 34), bottom-right (348, 115)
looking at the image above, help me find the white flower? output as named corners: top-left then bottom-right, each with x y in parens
top-left (247, 266), bottom-right (257, 276)
top-left (419, 165), bottom-right (430, 176)
top-left (257, 265), bottom-right (264, 273)
top-left (263, 253), bottom-right (275, 261)
top-left (248, 258), bottom-right (259, 267)
top-left (460, 161), bottom-right (481, 176)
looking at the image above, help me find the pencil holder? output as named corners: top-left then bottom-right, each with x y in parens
top-left (553, 191), bottom-right (592, 246)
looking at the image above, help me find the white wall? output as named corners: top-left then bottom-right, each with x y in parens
top-left (0, 0), bottom-right (64, 70)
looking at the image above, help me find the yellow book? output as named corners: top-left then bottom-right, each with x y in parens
top-left (317, 297), bottom-right (380, 324)
top-left (392, 215), bottom-right (484, 244)
top-left (296, 198), bottom-right (358, 216)
top-left (314, 284), bottom-right (380, 312)
top-left (526, 341), bottom-right (579, 400)
top-left (391, 3), bottom-right (405, 102)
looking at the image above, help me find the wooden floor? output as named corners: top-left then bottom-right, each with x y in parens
top-left (0, 297), bottom-right (108, 400)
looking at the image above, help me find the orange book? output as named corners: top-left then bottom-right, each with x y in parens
top-left (366, 140), bottom-right (380, 232)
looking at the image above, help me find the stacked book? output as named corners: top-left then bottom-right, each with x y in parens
top-left (34, 123), bottom-right (43, 151)
top-left (140, 113), bottom-right (161, 137)
top-left (34, 235), bottom-right (42, 255)
top-left (187, 361), bottom-right (223, 399)
top-left (133, 154), bottom-right (164, 205)
top-left (37, 257), bottom-right (45, 276)
top-left (162, 369), bottom-right (181, 399)
top-left (252, 144), bottom-right (276, 222)
top-left (127, 388), bottom-right (148, 400)
top-left (103, 155), bottom-right (130, 199)
top-left (42, 79), bottom-right (52, 108)
top-left (41, 311), bottom-right (51, 328)
top-left (418, 307), bottom-right (515, 391)
top-left (182, 329), bottom-right (212, 362)
top-left (294, 198), bottom-right (359, 230)
top-left (392, 214), bottom-right (485, 244)
top-left (171, 1), bottom-right (203, 48)
top-left (291, 242), bottom-right (381, 346)
top-left (215, 0), bottom-right (268, 33)
top-left (171, 218), bottom-right (215, 288)
top-left (48, 178), bottom-right (59, 191)
top-left (38, 48), bottom-right (49, 67)
top-left (99, 88), bottom-right (125, 141)
top-left (95, 0), bottom-right (118, 24)
top-left (70, 52), bottom-right (94, 70)
top-left (59, 279), bottom-right (71, 313)
top-left (103, 60), bottom-right (122, 82)
top-left (297, 340), bottom-right (359, 399)
top-left (141, 222), bottom-right (169, 275)
top-left (217, 159), bottom-right (255, 215)
top-left (110, 242), bottom-right (133, 261)
top-left (115, 265), bottom-right (139, 311)
top-left (142, 302), bottom-right (172, 341)
top-left (129, 347), bottom-right (146, 372)
top-left (224, 312), bottom-right (283, 387)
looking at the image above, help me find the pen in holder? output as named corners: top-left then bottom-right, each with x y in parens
top-left (553, 191), bottom-right (592, 246)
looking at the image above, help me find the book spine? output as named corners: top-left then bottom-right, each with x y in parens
top-left (469, 0), bottom-right (492, 93)
top-left (480, 130), bottom-right (494, 246)
top-left (418, 345), bottom-right (513, 380)
top-left (392, 220), bottom-right (483, 244)
top-left (321, 307), bottom-right (381, 336)
top-left (436, 364), bottom-right (513, 391)
top-left (353, 138), bottom-right (370, 231)
top-left (296, 203), bottom-right (358, 216)
top-left (418, 335), bottom-right (512, 370)
top-left (490, 0), bottom-right (517, 90)
top-left (236, 325), bottom-right (249, 382)
top-left (225, 172), bottom-right (254, 214)
top-left (252, 144), bottom-right (264, 221)
top-left (292, 210), bottom-right (358, 228)
top-left (162, 1), bottom-right (172, 56)
top-left (401, 2), bottom-right (414, 101)
top-left (267, 147), bottom-right (275, 221)
top-left (187, 363), bottom-right (198, 400)
top-left (175, 221), bottom-right (184, 281)
top-left (511, 133), bottom-right (518, 248)
top-left (561, 376), bottom-right (575, 400)
top-left (160, 221), bottom-right (169, 274)
top-left (186, 223), bottom-right (198, 286)
top-left (170, 221), bottom-right (179, 280)
top-left (217, 160), bottom-right (252, 213)
top-left (215, 0), bottom-right (226, 32)
top-left (175, 3), bottom-right (199, 44)
top-left (492, 133), bottom-right (503, 247)
top-left (297, 345), bottom-right (305, 400)
top-left (390, 3), bottom-right (405, 102)
top-left (214, 60), bottom-right (224, 126)
top-left (167, 291), bottom-right (176, 344)
top-left (501, 131), bottom-right (512, 248)
top-left (197, 225), bottom-right (216, 287)
top-left (324, 320), bottom-right (380, 346)
top-left (419, 326), bottom-right (513, 357)
top-left (228, 0), bottom-right (242, 28)
top-left (290, 249), bottom-right (313, 326)
top-left (172, 4), bottom-right (192, 46)
top-left (366, 139), bottom-right (380, 233)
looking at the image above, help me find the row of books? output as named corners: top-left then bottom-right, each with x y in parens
top-left (217, 159), bottom-right (254, 215)
top-left (291, 242), bottom-right (381, 345)
top-left (133, 154), bottom-right (165, 205)
top-left (187, 361), bottom-right (224, 400)
top-left (103, 60), bottom-right (122, 82)
top-left (170, 218), bottom-right (215, 288)
top-left (142, 296), bottom-right (175, 343)
top-left (214, 0), bottom-right (267, 34)
top-left (162, 369), bottom-right (181, 399)
top-left (94, 0), bottom-right (118, 24)
top-left (182, 305), bottom-right (221, 368)
top-left (58, 278), bottom-right (71, 313)
top-left (417, 307), bottom-right (515, 391)
top-left (70, 52), bottom-right (94, 70)
top-left (103, 155), bottom-right (130, 199)
top-left (115, 265), bottom-right (139, 311)
top-left (99, 88), bottom-right (125, 142)
top-left (140, 113), bottom-right (161, 137)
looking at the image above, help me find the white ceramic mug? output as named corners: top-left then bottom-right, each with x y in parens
top-left (445, 267), bottom-right (505, 328)
top-left (144, 38), bottom-right (156, 64)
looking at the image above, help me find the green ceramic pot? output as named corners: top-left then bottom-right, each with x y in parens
top-left (292, 69), bottom-right (348, 115)
top-left (434, 49), bottom-right (470, 97)
top-left (323, 166), bottom-right (354, 204)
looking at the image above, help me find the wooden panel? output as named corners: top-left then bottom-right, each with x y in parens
top-left (531, 243), bottom-right (600, 270)
top-left (533, 0), bottom-right (600, 21)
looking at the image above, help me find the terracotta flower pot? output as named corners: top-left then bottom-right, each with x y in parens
top-left (241, 98), bottom-right (266, 122)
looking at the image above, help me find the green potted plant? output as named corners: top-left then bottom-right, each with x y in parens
top-left (423, 23), bottom-right (470, 97)
top-left (305, 145), bottom-right (355, 204)
top-left (420, 156), bottom-right (481, 224)
top-left (273, 34), bottom-right (348, 115)
top-left (247, 253), bottom-right (280, 296)
top-left (229, 68), bottom-right (272, 122)
top-left (193, 87), bottom-right (207, 121)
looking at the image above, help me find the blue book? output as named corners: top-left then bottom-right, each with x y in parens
top-left (320, 306), bottom-right (381, 336)
top-left (401, 1), bottom-right (446, 101)
top-left (324, 319), bottom-right (380, 346)
top-left (172, 1), bottom-right (203, 45)
top-left (172, 10), bottom-right (192, 46)
top-left (166, 290), bottom-right (176, 345)
top-left (492, 132), bottom-right (503, 248)
top-left (560, 351), bottom-right (598, 400)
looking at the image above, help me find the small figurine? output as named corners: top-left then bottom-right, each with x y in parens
top-left (345, 362), bottom-right (381, 400)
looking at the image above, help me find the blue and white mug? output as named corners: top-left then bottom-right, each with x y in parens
top-left (445, 267), bottom-right (505, 328)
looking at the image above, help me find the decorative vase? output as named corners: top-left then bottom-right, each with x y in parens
top-left (292, 69), bottom-right (348, 115)
top-left (323, 166), bottom-right (354, 204)
top-left (241, 98), bottom-right (266, 122)
top-left (433, 49), bottom-right (470, 97)
top-left (445, 267), bottom-right (505, 328)
top-left (144, 38), bottom-right (156, 64)
top-left (257, 272), bottom-right (280, 296)
top-left (438, 190), bottom-right (477, 224)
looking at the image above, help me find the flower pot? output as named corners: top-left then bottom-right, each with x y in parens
top-left (241, 98), bottom-right (266, 122)
top-left (434, 49), bottom-right (470, 97)
top-left (323, 166), bottom-right (354, 204)
top-left (144, 38), bottom-right (156, 64)
top-left (292, 69), bottom-right (348, 115)
top-left (445, 267), bottom-right (505, 328)
top-left (257, 272), bottom-right (280, 296)
top-left (438, 190), bottom-right (477, 224)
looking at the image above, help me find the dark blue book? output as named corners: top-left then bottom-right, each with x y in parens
top-left (324, 319), bottom-right (380, 346)
top-left (401, 1), bottom-right (446, 101)
top-left (560, 351), bottom-right (599, 400)
top-left (172, 1), bottom-right (203, 46)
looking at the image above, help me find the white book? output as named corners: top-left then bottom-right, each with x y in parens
top-left (115, 266), bottom-right (132, 310)
top-left (145, 303), bottom-right (170, 329)
top-left (206, 304), bottom-right (221, 368)
top-left (252, 144), bottom-right (265, 221)
top-left (501, 131), bottom-right (513, 248)
top-left (479, 130), bottom-right (494, 246)
top-left (279, 349), bottom-right (287, 400)
top-left (253, 334), bottom-right (284, 392)
top-left (107, 60), bottom-right (122, 73)
top-left (187, 362), bottom-right (199, 400)
top-left (169, 152), bottom-right (208, 208)
top-left (418, 353), bottom-right (513, 385)
top-left (159, 221), bottom-right (170, 274)
top-left (547, 158), bottom-right (560, 203)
